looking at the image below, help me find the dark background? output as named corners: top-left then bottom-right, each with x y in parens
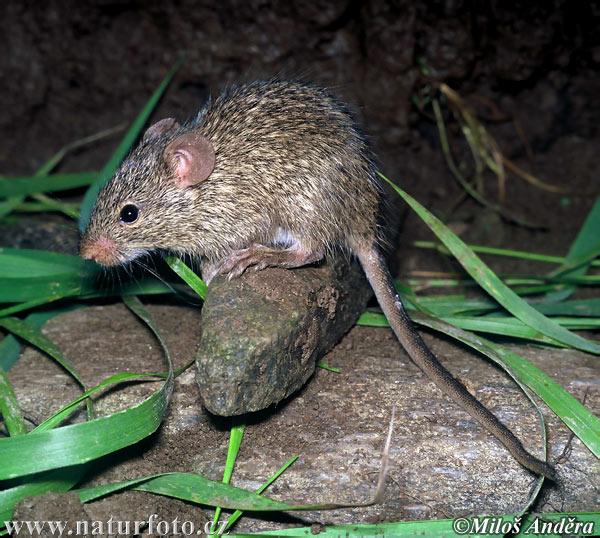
top-left (2, 0), bottom-right (599, 269)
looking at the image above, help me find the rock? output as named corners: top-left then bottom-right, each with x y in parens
top-left (4, 303), bottom-right (598, 531)
top-left (195, 256), bottom-right (372, 415)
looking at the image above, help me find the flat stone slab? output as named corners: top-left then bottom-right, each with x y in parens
top-left (195, 256), bottom-right (372, 415)
top-left (5, 303), bottom-right (599, 533)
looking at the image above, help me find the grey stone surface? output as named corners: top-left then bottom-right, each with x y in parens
top-left (195, 256), bottom-right (372, 416)
top-left (4, 303), bottom-right (599, 533)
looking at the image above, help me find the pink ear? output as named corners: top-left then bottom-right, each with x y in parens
top-left (143, 118), bottom-right (180, 142)
top-left (165, 133), bottom-right (216, 187)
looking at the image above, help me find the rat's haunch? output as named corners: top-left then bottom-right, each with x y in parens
top-left (80, 79), bottom-right (555, 481)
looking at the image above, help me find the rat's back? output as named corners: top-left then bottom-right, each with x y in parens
top-left (81, 80), bottom-right (384, 267)
top-left (191, 80), bottom-right (382, 256)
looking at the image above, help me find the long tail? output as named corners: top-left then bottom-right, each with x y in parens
top-left (357, 244), bottom-right (555, 480)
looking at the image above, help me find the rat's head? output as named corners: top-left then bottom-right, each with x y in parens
top-left (80, 118), bottom-right (216, 267)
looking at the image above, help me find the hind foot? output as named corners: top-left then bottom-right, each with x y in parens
top-left (219, 244), bottom-right (323, 280)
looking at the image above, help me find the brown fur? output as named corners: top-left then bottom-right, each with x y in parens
top-left (81, 80), bottom-right (381, 267)
top-left (81, 79), bottom-right (554, 481)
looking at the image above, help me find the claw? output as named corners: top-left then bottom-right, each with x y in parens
top-left (218, 246), bottom-right (259, 280)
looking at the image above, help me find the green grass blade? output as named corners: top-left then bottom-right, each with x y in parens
top-left (535, 298), bottom-right (600, 317)
top-left (316, 362), bottom-right (340, 372)
top-left (0, 197), bottom-right (23, 219)
top-left (0, 274), bottom-right (171, 304)
top-left (0, 128), bottom-right (110, 225)
top-left (444, 315), bottom-right (599, 340)
top-left (77, 465), bottom-right (381, 513)
top-left (0, 297), bottom-right (62, 318)
top-left (358, 311), bottom-right (564, 346)
top-left (34, 373), bottom-right (161, 433)
top-left (122, 294), bottom-right (172, 368)
top-left (413, 240), bottom-right (600, 267)
top-left (35, 123), bottom-right (127, 177)
top-left (0, 172), bottom-right (99, 198)
top-left (225, 457), bottom-right (298, 531)
top-left (0, 305), bottom-right (84, 372)
top-left (360, 309), bottom-right (599, 457)
top-left (24, 194), bottom-right (80, 219)
top-left (165, 256), bottom-right (207, 299)
top-left (213, 423), bottom-right (245, 527)
top-left (76, 472), bottom-right (299, 511)
top-left (406, 277), bottom-right (559, 291)
top-left (0, 329), bottom-right (23, 373)
top-left (361, 296), bottom-right (600, 327)
top-left (118, 279), bottom-right (174, 296)
top-left (379, 173), bottom-right (600, 355)
top-left (0, 466), bottom-right (89, 526)
top-left (0, 276), bottom-right (95, 302)
top-left (78, 56), bottom-right (185, 232)
top-left (413, 314), bottom-right (600, 459)
top-left (15, 201), bottom-right (79, 214)
top-left (116, 473), bottom-right (367, 512)
top-left (0, 368), bottom-right (26, 436)
top-left (0, 297), bottom-right (173, 480)
top-left (0, 247), bottom-right (98, 277)
top-left (545, 196), bottom-right (600, 301)
top-left (0, 376), bottom-right (169, 480)
top-left (74, 476), bottom-right (166, 502)
top-left (0, 248), bottom-right (100, 303)
top-left (548, 274), bottom-right (600, 285)
top-left (0, 317), bottom-right (85, 387)
top-left (402, 296), bottom-right (494, 317)
top-left (0, 248), bottom-right (172, 303)
top-left (0, 317), bottom-right (86, 390)
top-left (36, 359), bottom-right (192, 432)
top-left (241, 512), bottom-right (600, 537)
top-left (407, 296), bottom-right (600, 318)
top-left (548, 245), bottom-right (600, 278)
top-left (358, 311), bottom-right (397, 327)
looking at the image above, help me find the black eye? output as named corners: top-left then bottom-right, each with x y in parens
top-left (119, 204), bottom-right (140, 224)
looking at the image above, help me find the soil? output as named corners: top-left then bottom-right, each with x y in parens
top-left (1, 1), bottom-right (599, 534)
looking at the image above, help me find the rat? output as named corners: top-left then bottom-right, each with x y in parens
top-left (80, 79), bottom-right (555, 481)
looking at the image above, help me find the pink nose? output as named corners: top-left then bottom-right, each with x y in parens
top-left (80, 235), bottom-right (119, 266)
